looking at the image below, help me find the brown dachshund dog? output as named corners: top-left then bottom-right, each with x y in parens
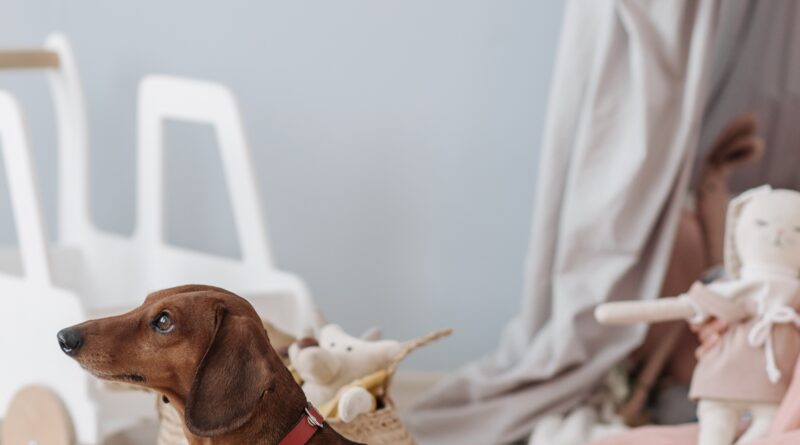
top-left (57, 285), bottom-right (362, 445)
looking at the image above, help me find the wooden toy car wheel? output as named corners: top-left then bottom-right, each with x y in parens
top-left (1, 385), bottom-right (74, 445)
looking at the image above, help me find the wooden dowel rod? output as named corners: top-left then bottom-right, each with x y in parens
top-left (0, 50), bottom-right (60, 70)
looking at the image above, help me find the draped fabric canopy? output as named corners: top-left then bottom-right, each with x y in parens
top-left (406, 1), bottom-right (728, 443)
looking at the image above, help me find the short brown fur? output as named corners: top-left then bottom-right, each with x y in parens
top-left (60, 284), bottom-right (361, 445)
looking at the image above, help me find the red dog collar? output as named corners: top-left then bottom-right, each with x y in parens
top-left (277, 403), bottom-right (325, 445)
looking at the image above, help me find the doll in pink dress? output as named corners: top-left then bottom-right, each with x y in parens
top-left (596, 186), bottom-right (800, 445)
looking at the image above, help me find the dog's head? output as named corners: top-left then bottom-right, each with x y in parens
top-left (57, 284), bottom-right (280, 436)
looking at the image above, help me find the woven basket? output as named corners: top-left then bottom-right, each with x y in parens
top-left (325, 328), bottom-right (452, 444)
top-left (154, 326), bottom-right (452, 445)
top-left (157, 397), bottom-right (187, 445)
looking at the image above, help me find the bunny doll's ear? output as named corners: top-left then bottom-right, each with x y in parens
top-left (724, 185), bottom-right (772, 278)
top-left (361, 327), bottom-right (383, 341)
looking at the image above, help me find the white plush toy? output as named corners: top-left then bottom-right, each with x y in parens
top-left (288, 324), bottom-right (402, 422)
top-left (596, 186), bottom-right (800, 445)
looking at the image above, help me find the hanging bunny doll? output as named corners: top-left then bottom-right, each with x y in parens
top-left (595, 186), bottom-right (800, 445)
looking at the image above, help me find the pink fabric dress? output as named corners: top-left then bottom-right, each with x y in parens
top-left (687, 280), bottom-right (800, 403)
top-left (592, 266), bottom-right (800, 445)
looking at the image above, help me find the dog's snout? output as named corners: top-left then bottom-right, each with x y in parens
top-left (297, 337), bottom-right (319, 349)
top-left (57, 328), bottom-right (83, 355)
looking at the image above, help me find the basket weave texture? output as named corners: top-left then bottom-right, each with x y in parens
top-left (157, 398), bottom-right (187, 445)
top-left (328, 406), bottom-right (415, 445)
top-left (155, 325), bottom-right (452, 445)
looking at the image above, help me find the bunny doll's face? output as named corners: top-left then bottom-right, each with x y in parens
top-left (735, 189), bottom-right (800, 270)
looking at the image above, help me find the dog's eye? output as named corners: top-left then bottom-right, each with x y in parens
top-left (152, 312), bottom-right (174, 334)
top-left (756, 219), bottom-right (768, 227)
top-left (346, 346), bottom-right (353, 352)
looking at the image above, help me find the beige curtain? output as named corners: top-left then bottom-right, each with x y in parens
top-left (406, 1), bottom-right (724, 443)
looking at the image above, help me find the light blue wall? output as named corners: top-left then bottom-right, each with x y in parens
top-left (0, 1), bottom-right (563, 370)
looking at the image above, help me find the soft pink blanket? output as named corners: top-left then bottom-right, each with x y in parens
top-left (592, 357), bottom-right (800, 445)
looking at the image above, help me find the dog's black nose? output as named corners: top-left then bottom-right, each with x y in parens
top-left (57, 328), bottom-right (83, 355)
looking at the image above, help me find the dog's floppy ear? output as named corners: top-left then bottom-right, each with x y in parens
top-left (185, 303), bottom-right (273, 436)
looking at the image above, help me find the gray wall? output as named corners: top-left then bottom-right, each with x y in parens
top-left (0, 1), bottom-right (563, 370)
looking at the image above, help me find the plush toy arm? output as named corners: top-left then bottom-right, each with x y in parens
top-left (594, 296), bottom-right (698, 325)
top-left (338, 387), bottom-right (377, 422)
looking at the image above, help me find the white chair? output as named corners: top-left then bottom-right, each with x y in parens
top-left (0, 33), bottom-right (322, 444)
